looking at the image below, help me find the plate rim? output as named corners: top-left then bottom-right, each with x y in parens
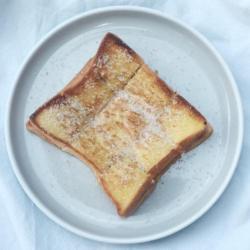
top-left (5, 6), bottom-right (244, 244)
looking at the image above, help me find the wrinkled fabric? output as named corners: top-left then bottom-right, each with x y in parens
top-left (0, 0), bottom-right (249, 249)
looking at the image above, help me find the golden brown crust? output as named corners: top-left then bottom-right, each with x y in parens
top-left (26, 32), bottom-right (213, 217)
top-left (97, 33), bottom-right (143, 62)
top-left (173, 94), bottom-right (207, 123)
top-left (100, 174), bottom-right (156, 216)
top-left (154, 73), bottom-right (175, 98)
top-left (149, 148), bottom-right (181, 177)
top-left (120, 178), bottom-right (156, 216)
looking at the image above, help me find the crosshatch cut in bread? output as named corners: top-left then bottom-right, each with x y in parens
top-left (26, 33), bottom-right (213, 216)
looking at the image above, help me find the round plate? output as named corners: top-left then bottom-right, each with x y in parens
top-left (5, 7), bottom-right (243, 244)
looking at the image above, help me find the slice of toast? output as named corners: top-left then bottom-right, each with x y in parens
top-left (27, 33), bottom-right (212, 216)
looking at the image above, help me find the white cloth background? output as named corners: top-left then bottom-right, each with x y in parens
top-left (0, 0), bottom-right (249, 249)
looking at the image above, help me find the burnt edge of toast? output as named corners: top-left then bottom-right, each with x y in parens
top-left (27, 32), bottom-right (213, 217)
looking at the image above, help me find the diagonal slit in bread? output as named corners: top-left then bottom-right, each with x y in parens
top-left (27, 33), bottom-right (213, 216)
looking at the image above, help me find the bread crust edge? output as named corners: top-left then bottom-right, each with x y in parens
top-left (26, 32), bottom-right (213, 217)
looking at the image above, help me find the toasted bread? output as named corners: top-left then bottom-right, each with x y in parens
top-left (27, 33), bottom-right (213, 216)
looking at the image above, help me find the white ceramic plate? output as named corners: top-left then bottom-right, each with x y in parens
top-left (5, 7), bottom-right (243, 244)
